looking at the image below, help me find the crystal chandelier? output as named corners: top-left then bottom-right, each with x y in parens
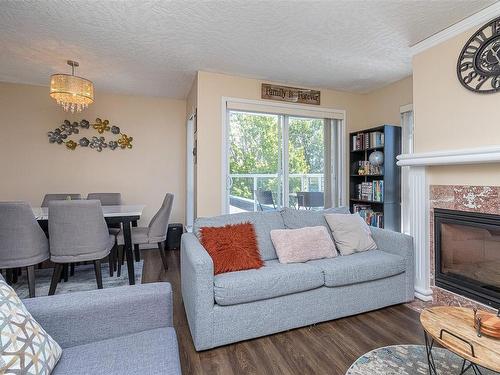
top-left (50, 60), bottom-right (94, 113)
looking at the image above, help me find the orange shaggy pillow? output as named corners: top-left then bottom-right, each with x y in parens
top-left (200, 222), bottom-right (264, 275)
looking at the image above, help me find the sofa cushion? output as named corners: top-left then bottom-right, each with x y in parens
top-left (307, 250), bottom-right (406, 287)
top-left (214, 260), bottom-right (324, 306)
top-left (52, 328), bottom-right (180, 375)
top-left (280, 207), bottom-right (350, 234)
top-left (194, 211), bottom-right (285, 260)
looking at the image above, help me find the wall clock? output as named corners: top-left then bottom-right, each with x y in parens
top-left (457, 16), bottom-right (500, 94)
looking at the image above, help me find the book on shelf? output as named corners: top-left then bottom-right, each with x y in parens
top-left (352, 160), bottom-right (383, 176)
top-left (351, 131), bottom-right (385, 151)
top-left (353, 180), bottom-right (384, 202)
top-left (353, 204), bottom-right (384, 228)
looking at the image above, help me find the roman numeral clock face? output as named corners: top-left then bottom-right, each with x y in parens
top-left (457, 16), bottom-right (500, 93)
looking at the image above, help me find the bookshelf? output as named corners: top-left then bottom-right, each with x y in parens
top-left (349, 125), bottom-right (401, 231)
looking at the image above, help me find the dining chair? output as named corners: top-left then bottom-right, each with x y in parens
top-left (0, 202), bottom-right (50, 297)
top-left (48, 200), bottom-right (116, 295)
top-left (116, 193), bottom-right (174, 272)
top-left (87, 193), bottom-right (122, 246)
top-left (297, 191), bottom-right (324, 210)
top-left (41, 193), bottom-right (82, 207)
top-left (255, 190), bottom-right (276, 211)
top-left (86, 192), bottom-right (122, 206)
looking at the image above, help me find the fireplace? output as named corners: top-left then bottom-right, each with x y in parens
top-left (434, 208), bottom-right (500, 309)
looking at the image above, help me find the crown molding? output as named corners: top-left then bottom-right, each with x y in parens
top-left (410, 2), bottom-right (500, 56)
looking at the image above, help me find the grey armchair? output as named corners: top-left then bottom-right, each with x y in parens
top-left (86, 193), bottom-right (122, 206)
top-left (41, 194), bottom-right (82, 207)
top-left (117, 193), bottom-right (173, 271)
top-left (48, 200), bottom-right (116, 295)
top-left (17, 276), bottom-right (182, 375)
top-left (0, 202), bottom-right (50, 297)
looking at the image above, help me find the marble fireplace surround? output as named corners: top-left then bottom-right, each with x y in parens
top-left (397, 146), bottom-right (500, 311)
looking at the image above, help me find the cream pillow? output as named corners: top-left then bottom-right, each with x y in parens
top-left (270, 226), bottom-right (337, 264)
top-left (324, 213), bottom-right (377, 255)
top-left (0, 279), bottom-right (62, 374)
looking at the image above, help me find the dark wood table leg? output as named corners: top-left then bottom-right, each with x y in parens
top-left (122, 219), bottom-right (135, 285)
top-left (132, 220), bottom-right (140, 262)
top-left (5, 269), bottom-right (13, 285)
top-left (27, 265), bottom-right (36, 298)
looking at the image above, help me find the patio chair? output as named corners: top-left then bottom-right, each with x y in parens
top-left (255, 190), bottom-right (276, 211)
top-left (296, 191), bottom-right (324, 210)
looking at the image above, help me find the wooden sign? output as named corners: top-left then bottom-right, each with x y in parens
top-left (261, 84), bottom-right (320, 105)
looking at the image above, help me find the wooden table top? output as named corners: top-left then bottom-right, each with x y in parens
top-left (420, 307), bottom-right (500, 372)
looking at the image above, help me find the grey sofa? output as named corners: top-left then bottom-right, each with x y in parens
top-left (22, 282), bottom-right (181, 374)
top-left (181, 208), bottom-right (414, 351)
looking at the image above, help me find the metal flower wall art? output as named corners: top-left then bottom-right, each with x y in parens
top-left (47, 118), bottom-right (133, 151)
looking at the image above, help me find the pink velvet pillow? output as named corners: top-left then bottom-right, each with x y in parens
top-left (270, 226), bottom-right (337, 264)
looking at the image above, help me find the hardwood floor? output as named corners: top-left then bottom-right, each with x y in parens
top-left (142, 249), bottom-right (425, 375)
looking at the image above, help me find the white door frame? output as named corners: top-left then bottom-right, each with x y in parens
top-left (186, 113), bottom-right (196, 231)
top-left (400, 103), bottom-right (414, 234)
top-left (221, 97), bottom-right (346, 214)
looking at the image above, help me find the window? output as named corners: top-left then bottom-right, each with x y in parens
top-left (223, 101), bottom-right (344, 214)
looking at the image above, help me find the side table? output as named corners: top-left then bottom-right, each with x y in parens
top-left (420, 307), bottom-right (500, 375)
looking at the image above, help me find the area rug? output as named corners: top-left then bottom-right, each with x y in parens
top-left (12, 261), bottom-right (143, 299)
top-left (346, 345), bottom-right (495, 375)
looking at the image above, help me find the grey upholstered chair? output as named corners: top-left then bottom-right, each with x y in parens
top-left (117, 193), bottom-right (174, 271)
top-left (86, 192), bottom-right (122, 206)
top-left (48, 200), bottom-right (116, 295)
top-left (87, 193), bottom-right (122, 239)
top-left (41, 193), bottom-right (82, 207)
top-left (0, 202), bottom-right (50, 298)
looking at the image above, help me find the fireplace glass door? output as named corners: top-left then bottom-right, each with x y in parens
top-left (435, 208), bottom-right (500, 308)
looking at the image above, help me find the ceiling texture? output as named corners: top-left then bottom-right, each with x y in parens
top-left (0, 0), bottom-right (497, 98)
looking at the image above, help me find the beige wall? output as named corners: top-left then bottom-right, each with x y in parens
top-left (0, 82), bottom-right (187, 225)
top-left (364, 76), bottom-right (413, 127)
top-left (195, 71), bottom-right (412, 217)
top-left (413, 27), bottom-right (500, 185)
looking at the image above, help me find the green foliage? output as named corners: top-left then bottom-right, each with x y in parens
top-left (229, 112), bottom-right (324, 201)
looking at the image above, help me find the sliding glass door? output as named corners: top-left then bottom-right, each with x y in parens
top-left (228, 111), bottom-right (283, 213)
top-left (226, 109), bottom-right (341, 213)
top-left (287, 116), bottom-right (325, 210)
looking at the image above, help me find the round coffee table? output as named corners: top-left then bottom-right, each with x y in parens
top-left (420, 307), bottom-right (500, 374)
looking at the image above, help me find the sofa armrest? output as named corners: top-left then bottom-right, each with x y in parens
top-left (370, 227), bottom-right (415, 300)
top-left (370, 227), bottom-right (412, 258)
top-left (180, 233), bottom-right (214, 350)
top-left (23, 282), bottom-right (173, 348)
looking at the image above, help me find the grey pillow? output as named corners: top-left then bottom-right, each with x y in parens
top-left (324, 213), bottom-right (377, 255)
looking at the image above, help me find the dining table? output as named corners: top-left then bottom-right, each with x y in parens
top-left (33, 204), bottom-right (145, 285)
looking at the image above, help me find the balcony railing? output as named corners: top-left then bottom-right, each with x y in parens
top-left (229, 173), bottom-right (324, 212)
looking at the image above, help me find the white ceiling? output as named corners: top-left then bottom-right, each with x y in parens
top-left (0, 0), bottom-right (497, 98)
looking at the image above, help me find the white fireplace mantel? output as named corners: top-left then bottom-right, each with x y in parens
top-left (397, 145), bottom-right (500, 167)
top-left (396, 145), bottom-right (500, 301)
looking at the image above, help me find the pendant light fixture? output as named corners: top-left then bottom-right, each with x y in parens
top-left (50, 60), bottom-right (94, 113)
